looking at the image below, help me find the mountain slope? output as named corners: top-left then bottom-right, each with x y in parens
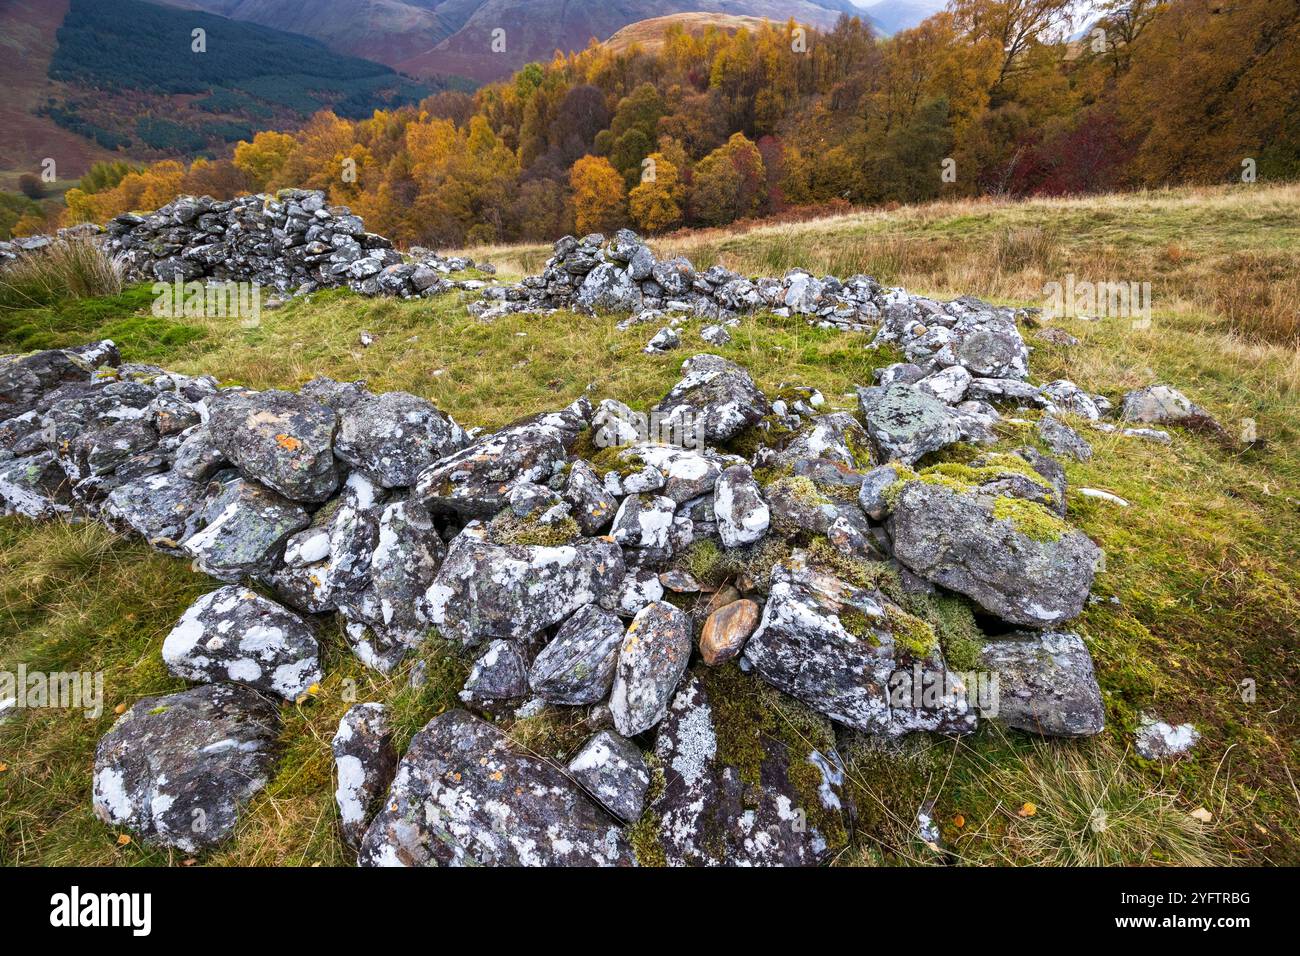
top-left (25, 0), bottom-right (442, 164)
top-left (0, 0), bottom-right (118, 187)
top-left (155, 0), bottom-right (869, 80)
top-left (855, 0), bottom-right (946, 35)
top-left (605, 13), bottom-right (779, 54)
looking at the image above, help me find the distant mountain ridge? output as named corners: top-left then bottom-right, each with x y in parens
top-left (854, 0), bottom-right (948, 36)
top-left (152, 0), bottom-right (871, 80)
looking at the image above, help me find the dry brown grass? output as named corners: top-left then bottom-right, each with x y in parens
top-left (0, 238), bottom-right (123, 311)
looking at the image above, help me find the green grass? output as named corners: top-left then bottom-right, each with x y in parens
top-left (2, 185), bottom-right (1298, 866)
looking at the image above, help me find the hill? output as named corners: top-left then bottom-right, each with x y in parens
top-left (0, 0), bottom-right (119, 191)
top-left (605, 13), bottom-right (799, 54)
top-left (153, 0), bottom-right (869, 81)
top-left (0, 0), bottom-right (456, 181)
top-left (855, 0), bottom-right (947, 35)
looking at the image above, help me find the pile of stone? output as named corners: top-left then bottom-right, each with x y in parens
top-left (2, 216), bottom-right (1221, 864)
top-left (473, 229), bottom-right (1039, 337)
top-left (0, 191), bottom-right (491, 299)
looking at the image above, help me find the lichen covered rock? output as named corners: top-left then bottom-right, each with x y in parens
top-left (208, 389), bottom-right (341, 502)
top-left (644, 670), bottom-right (847, 867)
top-left (424, 529), bottom-right (624, 646)
top-left (92, 683), bottom-right (280, 852)
top-left (162, 585), bottom-right (321, 700)
top-left (332, 703), bottom-right (397, 850)
top-left (889, 480), bottom-right (1100, 628)
top-left (528, 604), bottom-right (625, 705)
top-left (609, 600), bottom-right (692, 737)
top-left (336, 390), bottom-right (466, 488)
top-left (979, 631), bottom-right (1104, 737)
top-left (358, 709), bottom-right (633, 866)
top-left (567, 730), bottom-right (650, 824)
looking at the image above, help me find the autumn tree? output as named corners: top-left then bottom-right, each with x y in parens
top-left (570, 155), bottom-right (627, 235)
top-left (233, 131), bottom-right (297, 190)
top-left (628, 152), bottom-right (683, 233)
top-left (690, 133), bottom-right (766, 226)
top-left (951, 0), bottom-right (1075, 96)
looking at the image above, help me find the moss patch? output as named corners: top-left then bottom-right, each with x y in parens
top-left (487, 510), bottom-right (581, 548)
top-left (991, 496), bottom-right (1071, 543)
top-left (885, 606), bottom-right (940, 659)
top-left (698, 663), bottom-right (847, 850)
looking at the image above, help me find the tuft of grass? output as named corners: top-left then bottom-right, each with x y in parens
top-left (953, 733), bottom-right (1226, 867)
top-left (0, 240), bottom-right (123, 312)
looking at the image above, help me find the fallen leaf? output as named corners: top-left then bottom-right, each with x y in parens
top-left (1017, 802), bottom-right (1037, 818)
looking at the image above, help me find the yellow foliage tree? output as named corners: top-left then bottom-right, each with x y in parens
top-left (570, 155), bottom-right (626, 235)
top-left (628, 152), bottom-right (683, 233)
top-left (233, 130), bottom-right (297, 190)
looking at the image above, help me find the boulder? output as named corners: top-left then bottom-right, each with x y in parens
top-left (1037, 414), bottom-right (1092, 462)
top-left (775, 412), bottom-right (872, 470)
top-left (714, 464), bottom-right (769, 548)
top-left (357, 710), bottom-right (633, 866)
top-left (859, 383), bottom-right (962, 465)
top-left (1040, 380), bottom-right (1101, 420)
top-left (567, 730), bottom-right (649, 824)
top-left (576, 263), bottom-right (643, 314)
top-left (653, 354), bottom-right (769, 444)
top-left (563, 460), bottom-right (617, 535)
top-left (92, 683), bottom-right (280, 852)
top-left (979, 631), bottom-right (1104, 736)
top-left (699, 598), bottom-right (760, 666)
top-left (0, 344), bottom-right (103, 419)
top-left (609, 443), bottom-right (720, 504)
top-left (335, 391), bottom-right (466, 488)
top-left (609, 600), bottom-right (692, 736)
top-left (424, 530), bottom-right (624, 646)
top-left (742, 559), bottom-right (895, 733)
top-left (414, 403), bottom-right (585, 518)
top-left (103, 470), bottom-right (206, 551)
top-left (610, 493), bottom-right (677, 563)
top-left (648, 671), bottom-right (847, 867)
top-left (332, 703), bottom-right (398, 850)
top-left (181, 475), bottom-right (310, 582)
top-left (459, 639), bottom-right (531, 705)
top-left (337, 497), bottom-right (447, 671)
top-left (208, 390), bottom-right (341, 502)
top-left (889, 480), bottom-right (1100, 627)
top-left (528, 604), bottom-right (624, 705)
top-left (269, 473), bottom-right (384, 614)
top-left (0, 451), bottom-right (73, 519)
top-left (1121, 384), bottom-right (1220, 431)
top-left (614, 567), bottom-right (665, 618)
top-left (162, 586), bottom-right (321, 700)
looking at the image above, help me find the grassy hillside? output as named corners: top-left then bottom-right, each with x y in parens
top-left (604, 13), bottom-right (778, 53)
top-left (1, 185), bottom-right (1296, 866)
